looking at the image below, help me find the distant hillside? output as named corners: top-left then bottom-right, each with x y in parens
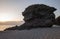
top-left (0, 21), bottom-right (24, 25)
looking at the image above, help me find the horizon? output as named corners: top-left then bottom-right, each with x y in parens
top-left (0, 21), bottom-right (24, 25)
top-left (0, 21), bottom-right (24, 31)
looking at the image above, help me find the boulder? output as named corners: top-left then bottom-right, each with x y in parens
top-left (22, 4), bottom-right (56, 28)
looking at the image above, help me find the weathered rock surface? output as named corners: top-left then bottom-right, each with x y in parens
top-left (55, 16), bottom-right (60, 25)
top-left (21, 4), bottom-right (56, 28)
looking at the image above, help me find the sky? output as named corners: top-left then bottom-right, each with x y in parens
top-left (0, 0), bottom-right (60, 22)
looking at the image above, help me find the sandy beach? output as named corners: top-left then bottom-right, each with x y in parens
top-left (0, 27), bottom-right (60, 39)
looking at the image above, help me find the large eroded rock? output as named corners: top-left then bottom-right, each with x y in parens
top-left (21, 4), bottom-right (56, 28)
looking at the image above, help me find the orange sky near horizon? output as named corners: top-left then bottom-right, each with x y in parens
top-left (0, 25), bottom-right (15, 31)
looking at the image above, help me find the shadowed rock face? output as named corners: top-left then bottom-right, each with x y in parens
top-left (22, 4), bottom-right (56, 27)
top-left (55, 16), bottom-right (60, 25)
top-left (4, 4), bottom-right (56, 31)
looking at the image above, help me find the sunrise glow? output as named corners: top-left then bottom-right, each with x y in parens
top-left (0, 12), bottom-right (20, 22)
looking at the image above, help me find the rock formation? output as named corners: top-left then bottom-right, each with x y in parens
top-left (4, 4), bottom-right (56, 31)
top-left (55, 16), bottom-right (60, 25)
